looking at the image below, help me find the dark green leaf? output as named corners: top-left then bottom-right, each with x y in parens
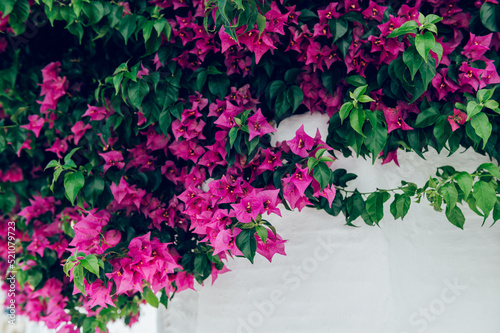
top-left (365, 192), bottom-right (390, 225)
top-left (144, 286), bottom-right (159, 308)
top-left (415, 31), bottom-right (435, 62)
top-left (445, 206), bottom-right (465, 229)
top-left (470, 113), bottom-right (492, 149)
top-left (329, 17), bottom-right (348, 44)
top-left (235, 229), bottom-right (257, 263)
top-left (389, 194), bottom-right (411, 220)
top-left (287, 86), bottom-right (303, 113)
top-left (64, 171), bottom-right (85, 205)
top-left (455, 172), bottom-right (473, 198)
top-left (313, 162), bottom-right (331, 191)
top-left (480, 2), bottom-right (500, 32)
top-left (472, 180), bottom-right (497, 217)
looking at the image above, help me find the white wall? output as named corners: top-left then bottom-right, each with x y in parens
top-left (160, 114), bottom-right (500, 333)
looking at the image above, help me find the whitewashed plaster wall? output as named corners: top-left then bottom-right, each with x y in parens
top-left (159, 113), bottom-right (500, 333)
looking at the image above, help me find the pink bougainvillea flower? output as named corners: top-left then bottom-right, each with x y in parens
top-left (479, 59), bottom-right (500, 88)
top-left (448, 108), bottom-right (467, 132)
top-left (231, 195), bottom-right (264, 223)
top-left (458, 63), bottom-right (482, 91)
top-left (253, 33), bottom-right (277, 64)
top-left (257, 188), bottom-right (282, 216)
top-left (136, 63), bottom-right (150, 79)
top-left (71, 120), bottom-right (92, 145)
top-left (318, 2), bottom-right (341, 23)
top-left (431, 68), bottom-right (460, 100)
top-left (82, 105), bottom-right (110, 121)
top-left (20, 115), bottom-right (45, 138)
top-left (287, 125), bottom-right (315, 157)
top-left (247, 108), bottom-right (276, 141)
top-left (282, 165), bottom-right (313, 198)
top-left (99, 150), bottom-right (125, 173)
top-left (382, 107), bottom-right (413, 133)
top-left (378, 15), bottom-right (403, 36)
top-left (380, 149), bottom-right (400, 167)
top-left (362, 1), bottom-right (387, 22)
top-left (259, 149), bottom-right (282, 172)
top-left (46, 137), bottom-right (69, 159)
top-left (85, 279), bottom-right (115, 309)
top-left (256, 229), bottom-right (287, 262)
top-left (462, 33), bottom-right (492, 60)
top-left (265, 3), bottom-right (289, 35)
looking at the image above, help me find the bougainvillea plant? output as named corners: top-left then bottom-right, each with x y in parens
top-left (1, 0), bottom-right (500, 331)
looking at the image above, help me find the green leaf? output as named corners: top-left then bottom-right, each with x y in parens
top-left (472, 180), bottom-right (497, 218)
top-left (73, 264), bottom-right (86, 295)
top-left (455, 172), bottom-right (473, 198)
top-left (345, 75), bottom-right (366, 87)
top-left (82, 1), bottom-right (104, 25)
top-left (27, 268), bottom-right (43, 289)
top-left (228, 127), bottom-right (238, 148)
top-left (268, 80), bottom-right (286, 101)
top-left (466, 101), bottom-right (483, 120)
top-left (128, 80), bottom-right (150, 109)
top-left (308, 157), bottom-right (319, 171)
top-left (477, 87), bottom-right (496, 103)
top-left (160, 289), bottom-right (169, 308)
top-left (64, 147), bottom-right (81, 164)
top-left (80, 255), bottom-right (99, 276)
top-left (349, 107), bottom-right (365, 136)
top-left (425, 14), bottom-right (443, 25)
top-left (313, 162), bottom-right (331, 191)
top-left (389, 194), bottom-right (411, 220)
top-left (159, 109), bottom-right (172, 137)
top-left (445, 206), bottom-right (465, 229)
top-left (477, 163), bottom-right (500, 179)
top-left (208, 75), bottom-right (230, 99)
top-left (287, 86), bottom-right (303, 113)
top-left (440, 183), bottom-right (458, 210)
top-left (339, 102), bottom-right (353, 124)
top-left (431, 42), bottom-right (443, 64)
top-left (275, 90), bottom-right (291, 119)
top-left (67, 22), bottom-right (84, 44)
top-left (387, 20), bottom-right (418, 38)
top-left (235, 229), bottom-right (257, 263)
top-left (0, 0), bottom-right (16, 17)
top-left (143, 20), bottom-right (154, 43)
top-left (255, 225), bottom-right (268, 244)
top-left (470, 113), bottom-right (492, 149)
top-left (346, 191), bottom-right (365, 223)
top-left (403, 46), bottom-right (424, 80)
top-left (45, 160), bottom-right (60, 170)
top-left (364, 119), bottom-right (387, 163)
top-left (358, 95), bottom-right (375, 103)
top-left (365, 192), bottom-right (390, 225)
top-left (0, 191), bottom-right (16, 214)
top-left (484, 100), bottom-right (499, 110)
top-left (415, 31), bottom-right (435, 62)
top-left (414, 107), bottom-right (440, 128)
top-left (480, 2), bottom-right (500, 32)
top-left (118, 14), bottom-right (137, 44)
top-left (83, 176), bottom-right (104, 207)
top-left (329, 17), bottom-right (348, 44)
top-left (144, 286), bottom-right (159, 308)
top-left (64, 171), bottom-right (85, 205)
top-left (353, 85), bottom-right (367, 99)
top-left (256, 13), bottom-right (266, 38)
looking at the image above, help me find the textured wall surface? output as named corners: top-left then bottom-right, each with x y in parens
top-left (160, 113), bottom-right (500, 333)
